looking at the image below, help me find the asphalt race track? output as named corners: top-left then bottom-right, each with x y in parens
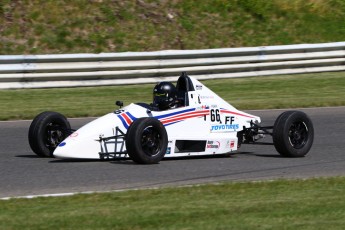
top-left (0, 107), bottom-right (344, 199)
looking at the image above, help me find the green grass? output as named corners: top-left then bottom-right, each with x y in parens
top-left (1, 177), bottom-right (345, 229)
top-left (1, 1), bottom-right (344, 228)
top-left (0, 71), bottom-right (344, 120)
top-left (0, 0), bottom-right (344, 54)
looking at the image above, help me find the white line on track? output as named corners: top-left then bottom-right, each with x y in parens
top-left (0, 179), bottom-right (290, 200)
top-left (0, 189), bottom-right (129, 200)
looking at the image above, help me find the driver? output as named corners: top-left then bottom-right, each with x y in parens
top-left (152, 82), bottom-right (181, 110)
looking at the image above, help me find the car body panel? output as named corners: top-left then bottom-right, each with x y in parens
top-left (53, 77), bottom-right (260, 159)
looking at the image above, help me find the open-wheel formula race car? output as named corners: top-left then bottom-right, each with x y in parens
top-left (28, 72), bottom-right (314, 164)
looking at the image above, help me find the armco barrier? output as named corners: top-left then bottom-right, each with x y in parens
top-left (0, 42), bottom-right (344, 89)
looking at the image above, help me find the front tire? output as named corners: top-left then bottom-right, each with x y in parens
top-left (28, 111), bottom-right (71, 157)
top-left (126, 117), bottom-right (168, 164)
top-left (273, 111), bottom-right (314, 157)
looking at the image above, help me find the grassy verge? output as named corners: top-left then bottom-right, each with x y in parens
top-left (0, 72), bottom-right (344, 120)
top-left (1, 177), bottom-right (344, 229)
top-left (0, 0), bottom-right (344, 54)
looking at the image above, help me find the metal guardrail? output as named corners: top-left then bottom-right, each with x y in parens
top-left (0, 42), bottom-right (344, 89)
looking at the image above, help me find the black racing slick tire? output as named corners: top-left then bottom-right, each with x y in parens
top-left (126, 117), bottom-right (168, 164)
top-left (28, 111), bottom-right (71, 157)
top-left (273, 111), bottom-right (314, 157)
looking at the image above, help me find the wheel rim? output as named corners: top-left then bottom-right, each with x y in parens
top-left (288, 121), bottom-right (308, 149)
top-left (46, 123), bottom-right (65, 149)
top-left (141, 126), bottom-right (161, 157)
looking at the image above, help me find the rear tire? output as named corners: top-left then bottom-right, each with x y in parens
top-left (273, 111), bottom-right (314, 157)
top-left (28, 111), bottom-right (71, 157)
top-left (126, 117), bottom-right (168, 164)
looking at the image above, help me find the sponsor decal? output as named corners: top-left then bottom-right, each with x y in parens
top-left (166, 147), bottom-right (171, 154)
top-left (69, 132), bottom-right (78, 138)
top-left (230, 140), bottom-right (235, 148)
top-left (114, 109), bottom-right (125, 114)
top-left (211, 124), bottom-right (239, 131)
top-left (200, 95), bottom-right (214, 100)
top-left (197, 105), bottom-right (210, 110)
top-left (207, 141), bottom-right (220, 149)
top-left (58, 142), bottom-right (66, 147)
top-left (196, 85), bottom-right (203, 90)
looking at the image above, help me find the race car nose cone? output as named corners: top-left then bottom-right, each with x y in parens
top-left (53, 142), bottom-right (75, 159)
top-left (53, 137), bottom-right (101, 159)
top-left (53, 152), bottom-right (69, 158)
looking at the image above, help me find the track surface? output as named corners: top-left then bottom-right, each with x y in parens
top-left (0, 107), bottom-right (344, 198)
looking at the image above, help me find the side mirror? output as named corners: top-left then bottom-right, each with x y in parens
top-left (115, 101), bottom-right (124, 108)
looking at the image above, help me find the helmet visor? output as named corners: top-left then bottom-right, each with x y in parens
top-left (153, 92), bottom-right (166, 105)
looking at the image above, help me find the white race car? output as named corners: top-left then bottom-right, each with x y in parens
top-left (28, 72), bottom-right (314, 164)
